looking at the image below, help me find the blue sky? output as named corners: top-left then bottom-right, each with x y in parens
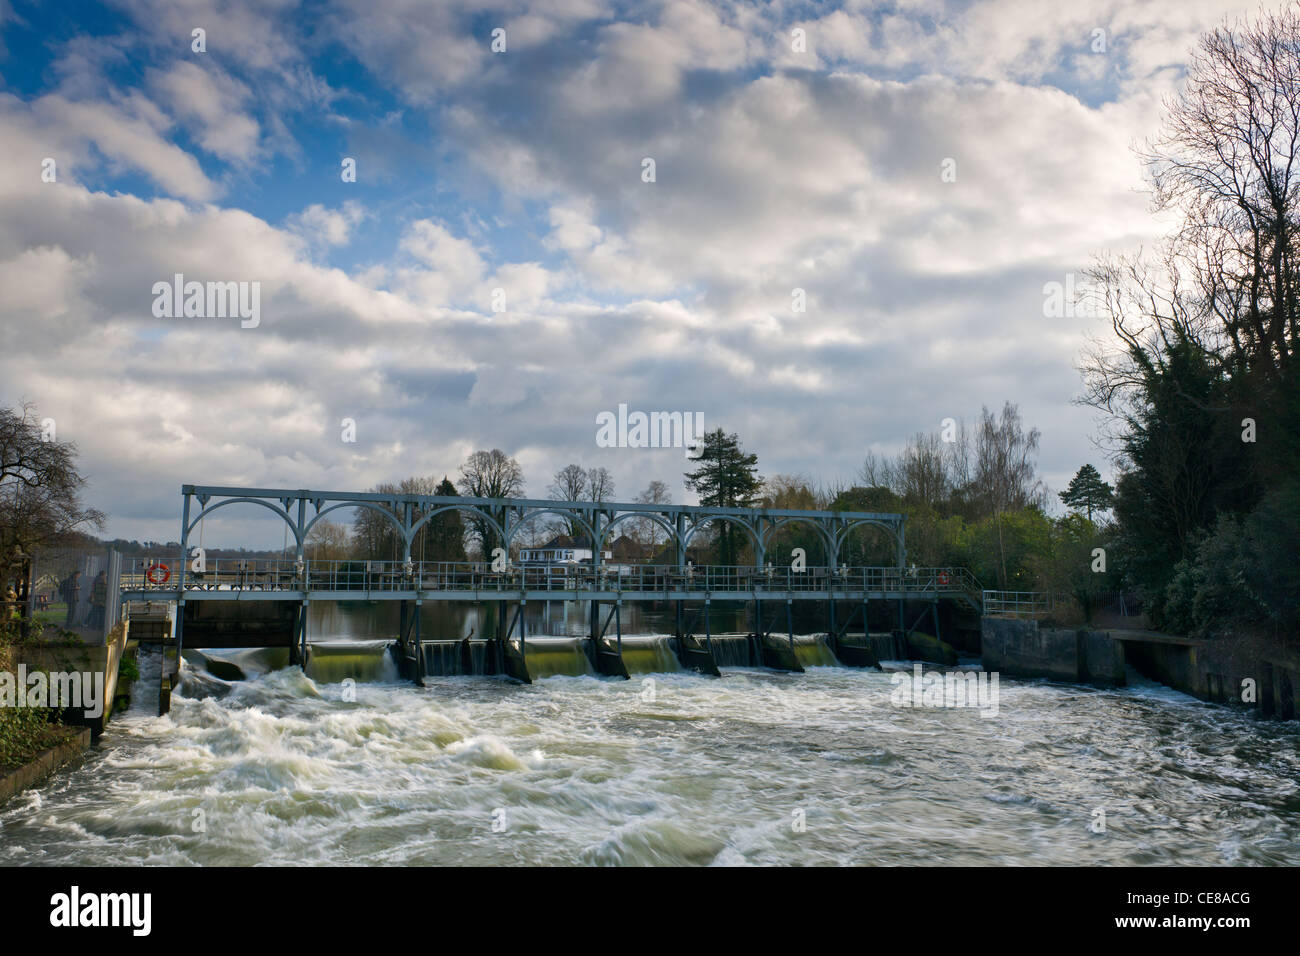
top-left (0, 0), bottom-right (1264, 546)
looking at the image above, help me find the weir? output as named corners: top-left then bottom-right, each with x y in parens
top-left (119, 485), bottom-right (987, 710)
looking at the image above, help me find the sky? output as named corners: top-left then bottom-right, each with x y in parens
top-left (0, 0), bottom-right (1267, 548)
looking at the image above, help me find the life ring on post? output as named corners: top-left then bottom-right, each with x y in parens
top-left (146, 563), bottom-right (171, 586)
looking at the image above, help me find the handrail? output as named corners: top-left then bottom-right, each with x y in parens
top-left (118, 557), bottom-right (989, 597)
top-left (982, 590), bottom-right (1054, 617)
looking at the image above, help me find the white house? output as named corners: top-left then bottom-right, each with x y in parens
top-left (517, 535), bottom-right (612, 566)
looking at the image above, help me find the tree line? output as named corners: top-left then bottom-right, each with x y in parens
top-left (1080, 6), bottom-right (1300, 641)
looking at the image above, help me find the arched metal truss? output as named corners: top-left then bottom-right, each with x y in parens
top-left (173, 484), bottom-right (906, 588)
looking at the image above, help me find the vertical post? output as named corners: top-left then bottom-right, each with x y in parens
top-left (704, 598), bottom-right (714, 658)
top-left (897, 519), bottom-right (906, 647)
top-left (675, 513), bottom-right (686, 570)
top-left (414, 599), bottom-right (424, 686)
top-left (615, 601), bottom-right (622, 655)
top-left (289, 602), bottom-right (301, 667)
top-left (518, 600), bottom-right (527, 668)
top-left (787, 599), bottom-right (795, 654)
top-left (399, 599), bottom-right (408, 667)
top-left (496, 599), bottom-right (506, 673)
top-left (177, 491), bottom-right (191, 595)
top-left (299, 599), bottom-right (310, 670)
top-left (166, 490), bottom-right (192, 714)
top-left (828, 599), bottom-right (837, 652)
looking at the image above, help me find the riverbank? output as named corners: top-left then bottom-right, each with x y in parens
top-left (0, 620), bottom-right (132, 805)
top-left (0, 726), bottom-right (90, 806)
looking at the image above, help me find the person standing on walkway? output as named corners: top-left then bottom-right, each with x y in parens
top-left (61, 570), bottom-right (81, 627)
top-left (90, 570), bottom-right (107, 630)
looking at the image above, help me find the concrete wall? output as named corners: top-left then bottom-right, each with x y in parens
top-left (982, 615), bottom-right (1300, 720)
top-left (4, 620), bottom-right (128, 735)
top-left (1149, 633), bottom-right (1300, 719)
top-left (980, 618), bottom-right (1125, 685)
top-left (0, 727), bottom-right (91, 806)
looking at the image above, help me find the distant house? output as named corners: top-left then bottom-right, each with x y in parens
top-left (517, 534), bottom-right (612, 566)
top-left (610, 534), bottom-right (652, 563)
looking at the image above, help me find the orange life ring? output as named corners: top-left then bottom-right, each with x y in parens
top-left (146, 563), bottom-right (171, 585)
top-left (937, 572), bottom-right (950, 587)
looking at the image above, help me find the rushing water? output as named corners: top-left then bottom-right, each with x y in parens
top-left (2, 628), bottom-right (1299, 866)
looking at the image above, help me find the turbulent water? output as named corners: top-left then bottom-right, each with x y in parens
top-left (2, 639), bottom-right (1299, 866)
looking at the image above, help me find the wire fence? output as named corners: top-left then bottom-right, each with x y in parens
top-left (20, 547), bottom-right (121, 643)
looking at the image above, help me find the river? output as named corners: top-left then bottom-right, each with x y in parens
top-left (1, 603), bottom-right (1298, 865)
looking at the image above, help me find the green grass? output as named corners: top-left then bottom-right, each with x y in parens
top-left (32, 607), bottom-right (68, 625)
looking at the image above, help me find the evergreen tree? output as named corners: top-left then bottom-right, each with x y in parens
top-left (1058, 464), bottom-right (1115, 520)
top-left (684, 429), bottom-right (762, 565)
top-left (426, 477), bottom-right (467, 563)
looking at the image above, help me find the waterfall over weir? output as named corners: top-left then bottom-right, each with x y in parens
top-left (617, 636), bottom-right (681, 674)
top-left (306, 640), bottom-right (400, 683)
top-left (514, 637), bottom-right (595, 678)
top-left (792, 635), bottom-right (840, 668)
top-left (172, 630), bottom-right (844, 689)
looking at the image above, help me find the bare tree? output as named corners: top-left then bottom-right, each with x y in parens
top-left (973, 403), bottom-right (1046, 516)
top-left (351, 482), bottom-right (402, 559)
top-left (858, 451), bottom-right (893, 489)
top-left (971, 403), bottom-right (1046, 586)
top-left (631, 479), bottom-right (671, 556)
top-left (1086, 3), bottom-right (1300, 421)
top-left (895, 431), bottom-right (951, 509)
top-left (586, 467), bottom-right (614, 504)
top-left (547, 464), bottom-right (589, 539)
top-left (457, 449), bottom-right (525, 555)
top-left (0, 403), bottom-right (106, 598)
top-left (1141, 5), bottom-right (1300, 385)
top-left (548, 464), bottom-right (588, 501)
top-left (458, 449), bottom-right (525, 499)
top-left (305, 519), bottom-right (351, 561)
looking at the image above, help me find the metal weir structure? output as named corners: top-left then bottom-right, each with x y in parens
top-left (120, 485), bottom-right (985, 708)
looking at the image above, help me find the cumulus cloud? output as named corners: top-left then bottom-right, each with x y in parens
top-left (149, 61), bottom-right (262, 163)
top-left (0, 0), bottom-right (1271, 545)
top-left (286, 201), bottom-right (366, 248)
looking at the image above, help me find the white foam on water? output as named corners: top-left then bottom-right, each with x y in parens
top-left (3, 657), bottom-right (1299, 865)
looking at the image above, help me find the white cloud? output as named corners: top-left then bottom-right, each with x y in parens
top-left (0, 0), bottom-right (1273, 543)
top-left (286, 201), bottom-right (366, 248)
top-left (149, 61), bottom-right (262, 163)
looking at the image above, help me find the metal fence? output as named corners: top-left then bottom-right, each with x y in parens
top-left (24, 547), bottom-right (121, 643)
top-left (981, 590), bottom-right (1055, 617)
top-left (119, 557), bottom-right (985, 597)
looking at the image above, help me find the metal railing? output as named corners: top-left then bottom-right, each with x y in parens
top-left (120, 557), bottom-right (985, 597)
top-left (981, 590), bottom-right (1054, 617)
